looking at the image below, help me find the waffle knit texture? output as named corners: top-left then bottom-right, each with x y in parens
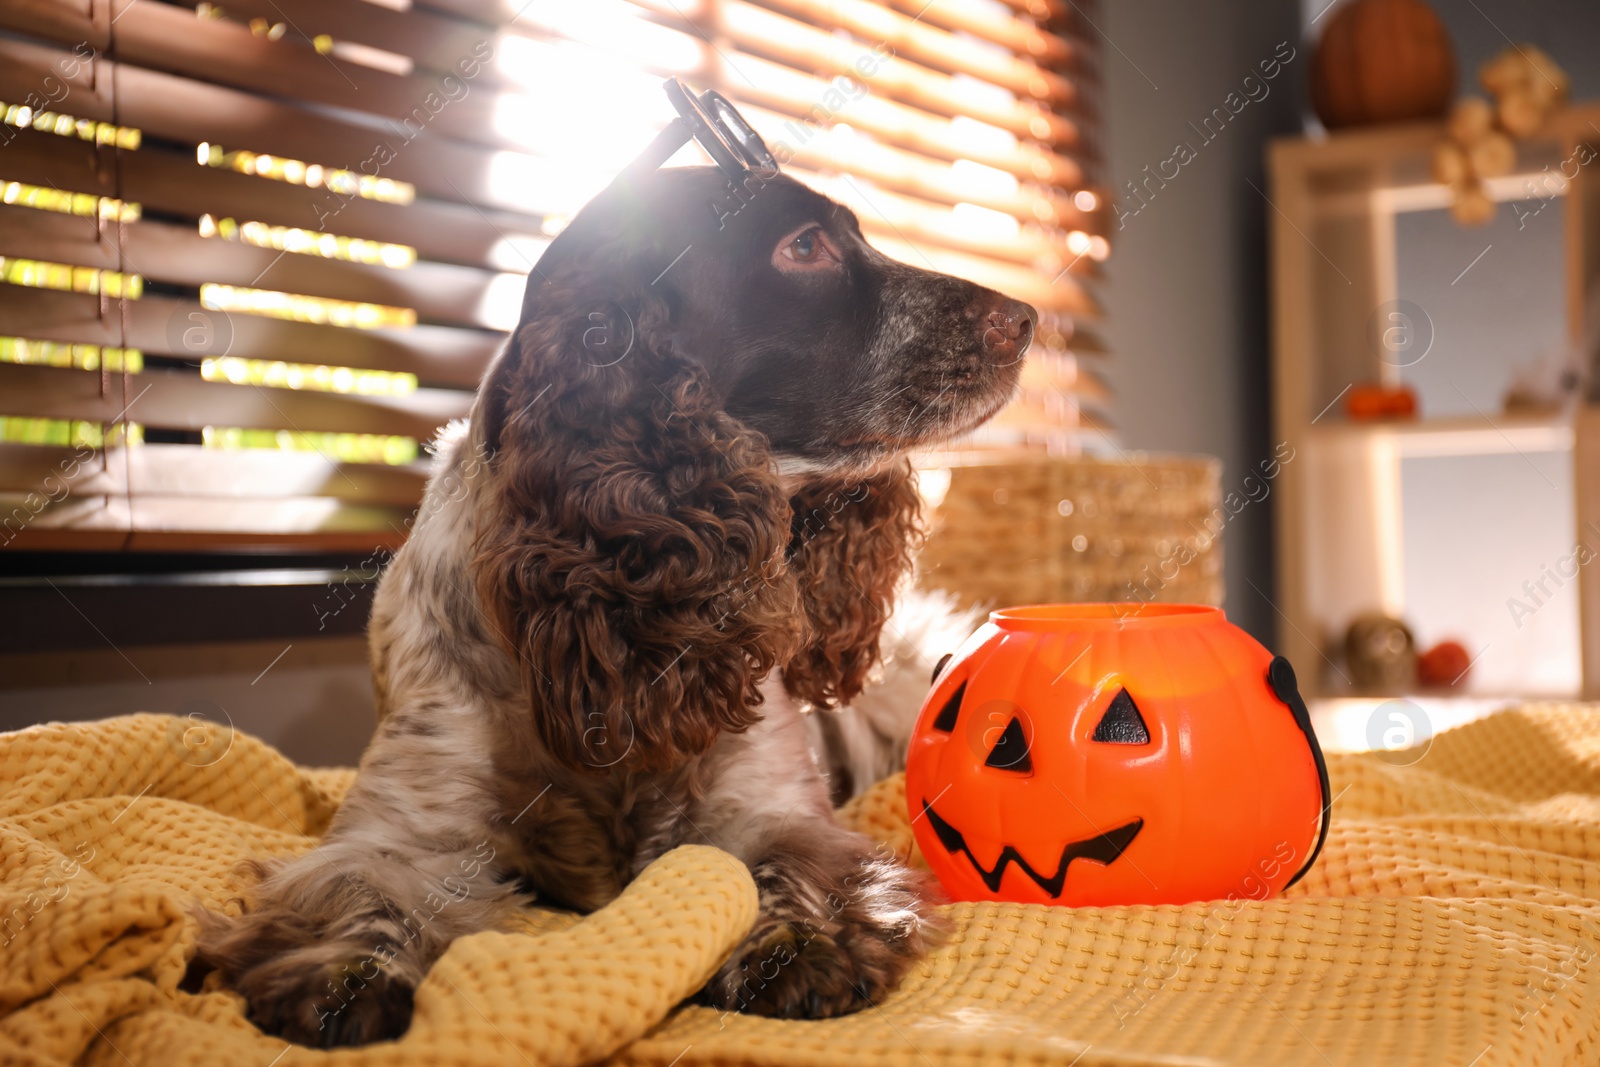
top-left (1, 707), bottom-right (1598, 1066)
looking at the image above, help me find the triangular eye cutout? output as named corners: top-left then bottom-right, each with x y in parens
top-left (984, 716), bottom-right (1033, 772)
top-left (1092, 688), bottom-right (1150, 745)
top-left (931, 681), bottom-right (965, 732)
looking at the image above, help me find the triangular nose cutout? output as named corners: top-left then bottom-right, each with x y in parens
top-left (1092, 688), bottom-right (1151, 744)
top-left (984, 716), bottom-right (1032, 772)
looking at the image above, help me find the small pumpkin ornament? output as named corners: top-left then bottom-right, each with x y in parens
top-left (1311, 0), bottom-right (1456, 130)
top-left (1436, 46), bottom-right (1570, 226)
top-left (1417, 639), bottom-right (1471, 687)
top-left (1346, 381), bottom-right (1419, 421)
top-left (905, 604), bottom-right (1331, 907)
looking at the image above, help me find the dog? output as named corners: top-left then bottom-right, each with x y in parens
top-left (195, 165), bottom-right (1036, 1046)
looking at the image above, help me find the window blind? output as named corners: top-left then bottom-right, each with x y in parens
top-left (0, 0), bottom-right (1109, 551)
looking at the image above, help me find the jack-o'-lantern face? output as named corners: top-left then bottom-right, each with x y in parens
top-left (905, 604), bottom-right (1329, 908)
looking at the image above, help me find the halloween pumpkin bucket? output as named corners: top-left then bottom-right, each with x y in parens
top-left (905, 603), bottom-right (1331, 907)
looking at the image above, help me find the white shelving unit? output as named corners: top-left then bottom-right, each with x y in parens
top-left (1267, 103), bottom-right (1600, 701)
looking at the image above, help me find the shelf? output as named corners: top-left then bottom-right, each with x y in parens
top-left (1315, 169), bottom-right (1578, 218)
top-left (1270, 102), bottom-right (1600, 700)
top-left (1270, 102), bottom-right (1600, 173)
top-left (1271, 103), bottom-right (1600, 222)
top-left (1306, 412), bottom-right (1573, 457)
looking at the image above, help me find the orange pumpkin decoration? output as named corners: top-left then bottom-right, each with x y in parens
top-left (1346, 382), bottom-right (1418, 421)
top-left (905, 604), bottom-right (1330, 907)
top-left (1417, 639), bottom-right (1471, 687)
top-left (1311, 0), bottom-right (1456, 130)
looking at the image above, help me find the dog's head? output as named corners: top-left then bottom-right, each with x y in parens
top-left (473, 167), bottom-right (1035, 772)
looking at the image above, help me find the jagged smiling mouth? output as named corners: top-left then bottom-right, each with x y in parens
top-left (920, 800), bottom-right (1144, 898)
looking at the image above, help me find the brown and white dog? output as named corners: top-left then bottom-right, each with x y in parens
top-left (196, 166), bottom-right (1035, 1046)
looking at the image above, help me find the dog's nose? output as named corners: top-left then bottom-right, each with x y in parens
top-left (980, 298), bottom-right (1037, 360)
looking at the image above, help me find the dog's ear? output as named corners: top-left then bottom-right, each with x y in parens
top-left (470, 271), bottom-right (804, 773)
top-left (782, 461), bottom-right (924, 708)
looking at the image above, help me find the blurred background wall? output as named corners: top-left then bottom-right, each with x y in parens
top-left (1102, 0), bottom-right (1304, 644)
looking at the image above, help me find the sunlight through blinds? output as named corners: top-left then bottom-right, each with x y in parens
top-left (0, 0), bottom-right (1108, 550)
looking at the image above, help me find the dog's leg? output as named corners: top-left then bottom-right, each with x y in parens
top-left (692, 694), bottom-right (940, 1019)
top-left (195, 701), bottom-right (522, 1048)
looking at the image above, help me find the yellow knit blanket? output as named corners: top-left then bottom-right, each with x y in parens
top-left (2, 708), bottom-right (1598, 1066)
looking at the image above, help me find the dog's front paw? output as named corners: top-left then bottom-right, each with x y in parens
top-left (235, 952), bottom-right (416, 1048)
top-left (701, 853), bottom-right (936, 1020)
top-left (702, 916), bottom-right (912, 1019)
top-left (195, 906), bottom-right (417, 1048)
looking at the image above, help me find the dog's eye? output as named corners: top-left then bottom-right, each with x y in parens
top-left (774, 226), bottom-right (839, 270)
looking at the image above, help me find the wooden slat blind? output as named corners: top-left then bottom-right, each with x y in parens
top-left (0, 0), bottom-right (1109, 551)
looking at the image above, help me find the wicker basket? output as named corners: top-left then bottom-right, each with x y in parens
top-left (917, 454), bottom-right (1224, 611)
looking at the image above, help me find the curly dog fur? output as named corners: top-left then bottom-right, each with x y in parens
top-left (195, 166), bottom-right (1034, 1046)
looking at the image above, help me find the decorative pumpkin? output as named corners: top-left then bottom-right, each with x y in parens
top-left (1417, 639), bottom-right (1471, 687)
top-left (1436, 45), bottom-right (1569, 226)
top-left (904, 604), bottom-right (1330, 908)
top-left (1345, 382), bottom-right (1418, 421)
top-left (1480, 44), bottom-right (1570, 119)
top-left (1311, 0), bottom-right (1456, 130)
